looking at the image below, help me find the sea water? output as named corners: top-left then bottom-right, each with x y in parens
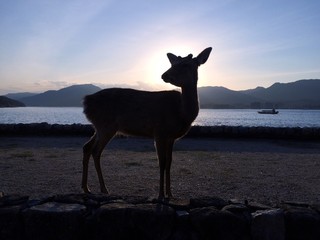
top-left (0, 107), bottom-right (320, 128)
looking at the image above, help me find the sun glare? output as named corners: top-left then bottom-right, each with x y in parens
top-left (145, 51), bottom-right (172, 90)
top-left (146, 44), bottom-right (213, 90)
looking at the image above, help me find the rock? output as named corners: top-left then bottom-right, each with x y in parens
top-left (23, 202), bottom-right (87, 240)
top-left (311, 204), bottom-right (320, 214)
top-left (120, 195), bottom-right (151, 205)
top-left (0, 204), bottom-right (25, 240)
top-left (251, 209), bottom-right (285, 240)
top-left (190, 206), bottom-right (249, 240)
top-left (171, 208), bottom-right (198, 240)
top-left (129, 203), bottom-right (175, 240)
top-left (0, 194), bottom-right (29, 207)
top-left (85, 193), bottom-right (120, 205)
top-left (246, 201), bottom-right (273, 211)
top-left (284, 207), bottom-right (320, 240)
top-left (190, 196), bottom-right (228, 209)
top-left (90, 202), bottom-right (175, 240)
top-left (54, 193), bottom-right (99, 208)
top-left (176, 210), bottom-right (189, 218)
top-left (89, 202), bottom-right (135, 240)
top-left (281, 201), bottom-right (310, 208)
top-left (1, 193), bottom-right (320, 239)
top-left (222, 204), bottom-right (252, 225)
top-left (155, 197), bottom-right (190, 210)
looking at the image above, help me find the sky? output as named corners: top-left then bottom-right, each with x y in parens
top-left (0, 0), bottom-right (320, 95)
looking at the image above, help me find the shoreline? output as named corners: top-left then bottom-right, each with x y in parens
top-left (1, 123), bottom-right (320, 140)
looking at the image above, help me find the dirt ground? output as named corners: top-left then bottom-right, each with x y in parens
top-left (0, 136), bottom-right (319, 205)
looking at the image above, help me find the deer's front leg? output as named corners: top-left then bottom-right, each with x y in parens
top-left (82, 168), bottom-right (90, 193)
top-left (92, 144), bottom-right (109, 194)
top-left (165, 139), bottom-right (174, 198)
top-left (82, 152), bottom-right (90, 193)
top-left (155, 139), bottom-right (166, 198)
top-left (91, 131), bottom-right (117, 194)
top-left (92, 152), bottom-right (109, 194)
top-left (82, 135), bottom-right (96, 193)
top-left (155, 138), bottom-right (175, 199)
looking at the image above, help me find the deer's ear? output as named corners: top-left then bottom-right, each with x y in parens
top-left (167, 53), bottom-right (179, 65)
top-left (196, 47), bottom-right (212, 66)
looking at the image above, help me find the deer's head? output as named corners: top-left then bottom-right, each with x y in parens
top-left (161, 47), bottom-right (212, 88)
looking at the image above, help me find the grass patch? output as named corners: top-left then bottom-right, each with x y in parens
top-left (44, 154), bottom-right (59, 158)
top-left (4, 143), bottom-right (19, 148)
top-left (11, 151), bottom-right (34, 158)
top-left (179, 167), bottom-right (192, 175)
top-left (67, 148), bottom-right (78, 152)
top-left (124, 161), bottom-right (143, 167)
top-left (220, 168), bottom-right (236, 177)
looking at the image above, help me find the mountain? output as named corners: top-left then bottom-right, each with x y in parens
top-left (19, 84), bottom-right (101, 107)
top-left (5, 92), bottom-right (37, 100)
top-left (242, 79), bottom-right (320, 108)
top-left (198, 86), bottom-right (261, 108)
top-left (196, 79), bottom-right (320, 109)
top-left (0, 96), bottom-right (25, 107)
top-left (8, 79), bottom-right (320, 108)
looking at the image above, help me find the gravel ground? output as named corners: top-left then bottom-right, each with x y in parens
top-left (0, 136), bottom-right (319, 205)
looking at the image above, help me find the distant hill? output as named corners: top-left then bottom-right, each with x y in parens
top-left (0, 96), bottom-right (25, 107)
top-left (19, 84), bottom-right (101, 107)
top-left (6, 79), bottom-right (320, 108)
top-left (241, 79), bottom-right (320, 109)
top-left (198, 86), bottom-right (261, 108)
top-left (198, 79), bottom-right (320, 109)
top-left (5, 92), bottom-right (37, 100)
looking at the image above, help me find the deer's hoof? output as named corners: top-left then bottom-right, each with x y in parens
top-left (158, 191), bottom-right (165, 200)
top-left (101, 187), bottom-right (109, 194)
top-left (82, 185), bottom-right (91, 194)
top-left (166, 191), bottom-right (174, 199)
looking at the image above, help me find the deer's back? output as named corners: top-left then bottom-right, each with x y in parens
top-left (83, 88), bottom-right (191, 138)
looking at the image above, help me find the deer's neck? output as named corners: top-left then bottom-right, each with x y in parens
top-left (181, 85), bottom-right (199, 124)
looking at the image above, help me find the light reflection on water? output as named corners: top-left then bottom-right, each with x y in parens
top-left (0, 107), bottom-right (320, 127)
top-left (0, 107), bottom-right (89, 125)
top-left (194, 109), bottom-right (320, 127)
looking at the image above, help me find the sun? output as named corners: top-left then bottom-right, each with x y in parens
top-left (144, 44), bottom-right (212, 90)
top-left (150, 52), bottom-right (171, 77)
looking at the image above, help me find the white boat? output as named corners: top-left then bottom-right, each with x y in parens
top-left (258, 109), bottom-right (279, 114)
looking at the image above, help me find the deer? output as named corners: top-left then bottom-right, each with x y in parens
top-left (81, 47), bottom-right (212, 198)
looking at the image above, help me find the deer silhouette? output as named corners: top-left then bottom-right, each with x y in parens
top-left (82, 47), bottom-right (212, 198)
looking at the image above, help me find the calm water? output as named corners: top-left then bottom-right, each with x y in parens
top-left (0, 107), bottom-right (320, 128)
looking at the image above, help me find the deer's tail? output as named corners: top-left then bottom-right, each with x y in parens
top-left (83, 95), bottom-right (95, 122)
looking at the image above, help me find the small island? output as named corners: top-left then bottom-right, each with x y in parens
top-left (0, 96), bottom-right (25, 108)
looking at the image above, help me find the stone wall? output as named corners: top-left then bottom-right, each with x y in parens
top-left (1, 123), bottom-right (320, 140)
top-left (0, 193), bottom-right (319, 240)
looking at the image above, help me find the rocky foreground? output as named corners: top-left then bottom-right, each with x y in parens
top-left (1, 193), bottom-right (320, 240)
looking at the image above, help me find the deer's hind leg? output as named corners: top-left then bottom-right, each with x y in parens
top-left (155, 138), bottom-right (175, 199)
top-left (91, 127), bottom-right (117, 194)
top-left (165, 139), bottom-right (174, 198)
top-left (82, 133), bottom-right (97, 193)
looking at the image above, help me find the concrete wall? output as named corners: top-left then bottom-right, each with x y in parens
top-left (1, 194), bottom-right (319, 240)
top-left (1, 123), bottom-right (320, 140)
